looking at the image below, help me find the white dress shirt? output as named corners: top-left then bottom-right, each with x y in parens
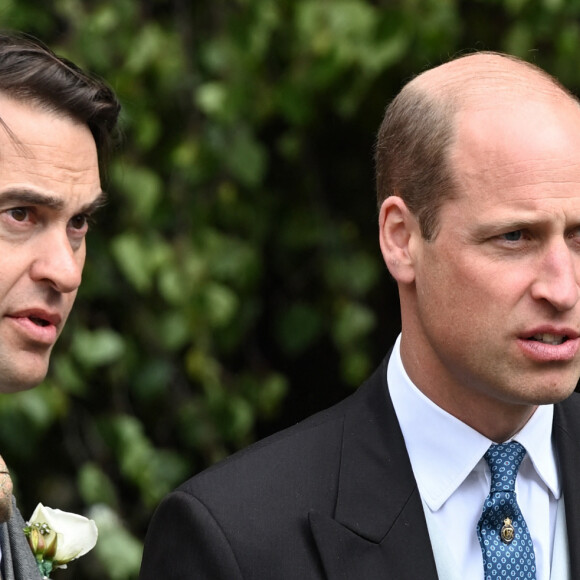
top-left (387, 334), bottom-right (560, 580)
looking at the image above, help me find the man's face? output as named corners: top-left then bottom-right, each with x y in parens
top-left (0, 96), bottom-right (101, 392)
top-left (403, 97), bottom-right (580, 430)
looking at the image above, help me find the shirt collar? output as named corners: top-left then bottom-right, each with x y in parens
top-left (387, 334), bottom-right (560, 511)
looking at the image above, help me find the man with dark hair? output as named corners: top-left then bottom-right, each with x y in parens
top-left (140, 52), bottom-right (580, 579)
top-left (0, 32), bottom-right (119, 579)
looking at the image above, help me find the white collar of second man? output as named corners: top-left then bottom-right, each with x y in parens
top-left (387, 334), bottom-right (560, 512)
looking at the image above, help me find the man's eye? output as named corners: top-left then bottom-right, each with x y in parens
top-left (7, 208), bottom-right (28, 222)
top-left (500, 230), bottom-right (522, 242)
top-left (69, 214), bottom-right (89, 230)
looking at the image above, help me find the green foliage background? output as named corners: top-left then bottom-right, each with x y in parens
top-left (0, 0), bottom-right (577, 577)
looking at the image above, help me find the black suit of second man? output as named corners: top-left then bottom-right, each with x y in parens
top-left (139, 356), bottom-right (580, 579)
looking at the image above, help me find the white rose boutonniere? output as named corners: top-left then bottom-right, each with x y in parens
top-left (24, 503), bottom-right (98, 579)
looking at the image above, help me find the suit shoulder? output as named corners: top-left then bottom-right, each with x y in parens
top-left (142, 357), bottom-right (398, 579)
top-left (178, 396), bottom-right (349, 500)
top-left (176, 358), bottom-right (389, 505)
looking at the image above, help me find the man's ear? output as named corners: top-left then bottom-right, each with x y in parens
top-left (378, 196), bottom-right (420, 284)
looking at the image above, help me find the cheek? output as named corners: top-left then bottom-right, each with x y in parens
top-left (78, 246), bottom-right (87, 269)
top-left (62, 289), bottom-right (79, 319)
top-left (72, 242), bottom-right (87, 279)
top-left (0, 253), bottom-right (32, 292)
top-left (432, 250), bottom-right (531, 303)
top-left (416, 261), bottom-right (503, 334)
top-left (417, 258), bottom-right (472, 307)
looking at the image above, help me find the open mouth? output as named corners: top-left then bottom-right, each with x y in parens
top-left (528, 333), bottom-right (567, 346)
top-left (29, 316), bottom-right (50, 327)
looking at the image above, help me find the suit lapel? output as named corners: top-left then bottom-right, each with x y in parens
top-left (309, 359), bottom-right (438, 580)
top-left (310, 361), bottom-right (580, 580)
top-left (0, 498), bottom-right (42, 580)
top-left (553, 394), bottom-right (580, 579)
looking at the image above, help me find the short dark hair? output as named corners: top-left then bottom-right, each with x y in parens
top-left (0, 31), bottom-right (120, 167)
top-left (375, 85), bottom-right (456, 241)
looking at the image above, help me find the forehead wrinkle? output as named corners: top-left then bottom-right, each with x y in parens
top-left (20, 141), bottom-right (94, 168)
top-left (476, 168), bottom-right (580, 187)
top-left (475, 198), bottom-right (580, 225)
top-left (4, 150), bottom-right (100, 191)
top-left (460, 159), bottom-right (580, 188)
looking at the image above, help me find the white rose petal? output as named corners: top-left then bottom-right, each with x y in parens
top-left (29, 503), bottom-right (98, 565)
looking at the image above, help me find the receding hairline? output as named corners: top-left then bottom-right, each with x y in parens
top-left (409, 51), bottom-right (578, 112)
top-left (374, 51), bottom-right (580, 241)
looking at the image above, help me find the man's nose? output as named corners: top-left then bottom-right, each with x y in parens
top-left (530, 240), bottom-right (580, 311)
top-left (29, 231), bottom-right (84, 293)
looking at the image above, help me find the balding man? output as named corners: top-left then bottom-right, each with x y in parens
top-left (140, 52), bottom-right (580, 579)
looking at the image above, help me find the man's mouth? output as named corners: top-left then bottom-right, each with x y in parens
top-left (28, 316), bottom-right (50, 327)
top-left (528, 333), bottom-right (568, 346)
top-left (10, 309), bottom-right (62, 328)
top-left (5, 310), bottom-right (61, 345)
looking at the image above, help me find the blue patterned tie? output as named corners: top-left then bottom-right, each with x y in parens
top-left (476, 441), bottom-right (536, 579)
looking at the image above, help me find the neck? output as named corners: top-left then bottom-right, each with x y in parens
top-left (399, 335), bottom-right (538, 442)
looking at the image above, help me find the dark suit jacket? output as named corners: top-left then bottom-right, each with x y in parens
top-left (0, 497), bottom-right (43, 580)
top-left (139, 356), bottom-right (580, 579)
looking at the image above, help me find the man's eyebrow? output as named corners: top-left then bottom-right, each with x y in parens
top-left (82, 191), bottom-right (108, 213)
top-left (0, 189), bottom-right (107, 213)
top-left (473, 216), bottom-right (543, 235)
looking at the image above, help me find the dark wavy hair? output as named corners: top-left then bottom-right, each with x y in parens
top-left (0, 31), bottom-right (120, 167)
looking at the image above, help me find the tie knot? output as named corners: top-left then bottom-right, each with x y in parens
top-left (484, 441), bottom-right (526, 493)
